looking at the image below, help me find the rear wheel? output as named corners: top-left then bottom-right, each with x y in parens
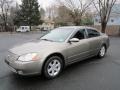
top-left (43, 56), bottom-right (63, 79)
top-left (97, 45), bottom-right (106, 58)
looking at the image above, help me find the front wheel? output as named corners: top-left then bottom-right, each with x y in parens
top-left (97, 45), bottom-right (106, 58)
top-left (43, 56), bottom-right (63, 79)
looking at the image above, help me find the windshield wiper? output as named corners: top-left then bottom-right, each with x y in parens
top-left (41, 39), bottom-right (53, 42)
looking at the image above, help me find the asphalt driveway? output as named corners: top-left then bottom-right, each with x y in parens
top-left (0, 32), bottom-right (120, 90)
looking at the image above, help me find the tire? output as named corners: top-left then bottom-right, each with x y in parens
top-left (43, 56), bottom-right (63, 79)
top-left (97, 45), bottom-right (106, 58)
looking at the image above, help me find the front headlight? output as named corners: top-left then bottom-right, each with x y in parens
top-left (18, 53), bottom-right (39, 62)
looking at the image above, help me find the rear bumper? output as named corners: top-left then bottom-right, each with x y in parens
top-left (5, 59), bottom-right (43, 75)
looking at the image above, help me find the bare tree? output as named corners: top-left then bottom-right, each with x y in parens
top-left (0, 0), bottom-right (13, 31)
top-left (9, 3), bottom-right (19, 32)
top-left (54, 5), bottom-right (73, 26)
top-left (46, 5), bottom-right (58, 20)
top-left (56, 0), bottom-right (93, 25)
top-left (93, 0), bottom-right (117, 33)
top-left (40, 8), bottom-right (45, 20)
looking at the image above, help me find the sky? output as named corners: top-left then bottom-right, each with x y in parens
top-left (16, 0), bottom-right (54, 9)
top-left (15, 0), bottom-right (120, 9)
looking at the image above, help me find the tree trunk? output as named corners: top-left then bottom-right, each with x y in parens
top-left (4, 22), bottom-right (8, 32)
top-left (101, 22), bottom-right (107, 33)
top-left (74, 21), bottom-right (80, 26)
top-left (74, 18), bottom-right (82, 26)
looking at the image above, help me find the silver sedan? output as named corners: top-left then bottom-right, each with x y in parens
top-left (5, 26), bottom-right (109, 79)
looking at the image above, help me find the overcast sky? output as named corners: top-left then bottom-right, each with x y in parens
top-left (16, 0), bottom-right (120, 9)
top-left (16, 0), bottom-right (54, 9)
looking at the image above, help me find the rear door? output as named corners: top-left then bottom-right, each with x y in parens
top-left (86, 29), bottom-right (102, 56)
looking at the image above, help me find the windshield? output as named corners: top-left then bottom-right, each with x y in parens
top-left (41, 28), bottom-right (73, 42)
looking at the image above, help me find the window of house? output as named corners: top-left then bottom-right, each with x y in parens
top-left (95, 19), bottom-right (98, 22)
top-left (99, 19), bottom-right (101, 23)
top-left (111, 19), bottom-right (114, 22)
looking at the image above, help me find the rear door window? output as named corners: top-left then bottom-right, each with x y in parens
top-left (87, 29), bottom-right (100, 38)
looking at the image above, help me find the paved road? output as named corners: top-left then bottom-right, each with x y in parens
top-left (0, 32), bottom-right (120, 90)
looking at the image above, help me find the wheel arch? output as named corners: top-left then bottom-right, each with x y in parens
top-left (102, 43), bottom-right (107, 50)
top-left (42, 52), bottom-right (65, 73)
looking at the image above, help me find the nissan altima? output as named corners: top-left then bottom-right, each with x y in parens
top-left (5, 26), bottom-right (109, 79)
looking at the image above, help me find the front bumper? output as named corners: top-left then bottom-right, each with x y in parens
top-left (5, 59), bottom-right (43, 75)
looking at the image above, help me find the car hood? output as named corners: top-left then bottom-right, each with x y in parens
top-left (9, 40), bottom-right (66, 56)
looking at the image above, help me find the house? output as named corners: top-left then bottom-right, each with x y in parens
top-left (94, 4), bottom-right (120, 26)
top-left (37, 19), bottom-right (55, 31)
top-left (42, 20), bottom-right (55, 30)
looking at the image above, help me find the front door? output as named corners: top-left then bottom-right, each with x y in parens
top-left (66, 29), bottom-right (90, 64)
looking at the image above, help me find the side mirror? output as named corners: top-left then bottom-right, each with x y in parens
top-left (69, 38), bottom-right (79, 43)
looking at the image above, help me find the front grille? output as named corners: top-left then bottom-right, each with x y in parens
top-left (6, 51), bottom-right (19, 62)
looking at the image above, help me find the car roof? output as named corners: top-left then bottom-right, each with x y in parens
top-left (58, 26), bottom-right (98, 31)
